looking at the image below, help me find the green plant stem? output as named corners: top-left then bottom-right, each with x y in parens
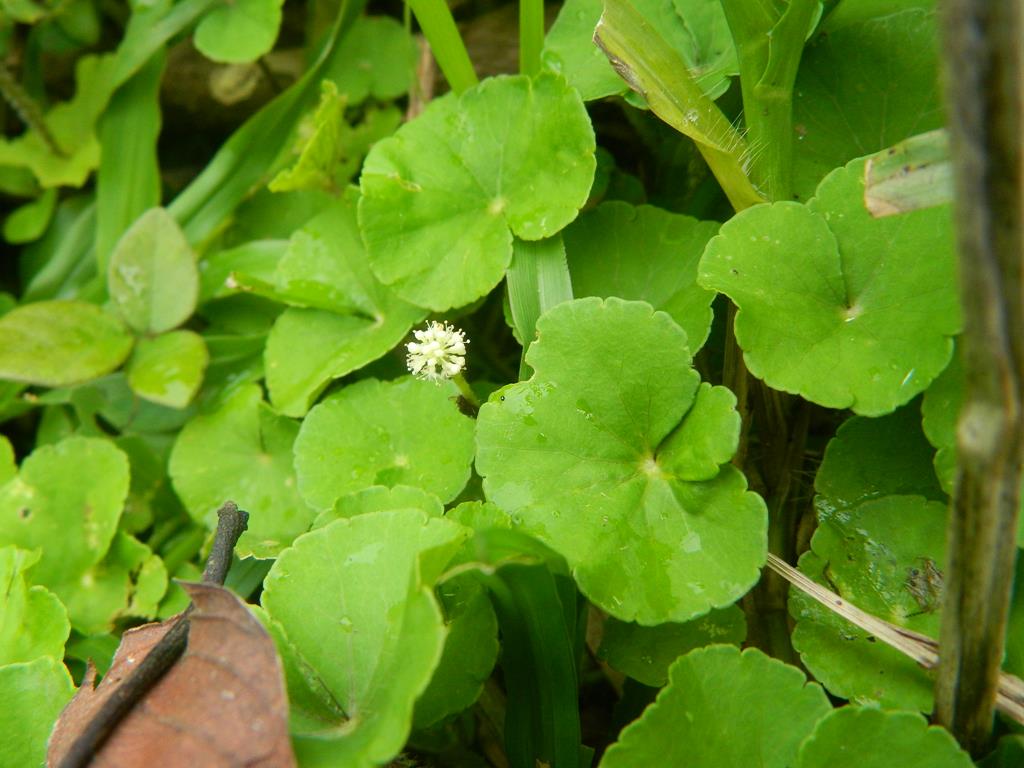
top-left (407, 0), bottom-right (478, 93)
top-left (453, 373), bottom-right (480, 408)
top-left (719, 0), bottom-right (817, 201)
top-left (934, 0), bottom-right (1024, 755)
top-left (519, 0), bottom-right (545, 77)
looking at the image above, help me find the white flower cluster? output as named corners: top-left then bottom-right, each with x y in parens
top-left (405, 321), bottom-right (468, 383)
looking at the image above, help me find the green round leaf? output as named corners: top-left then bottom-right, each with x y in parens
top-left (262, 510), bottom-right (470, 765)
top-left (597, 605), bottom-right (746, 687)
top-left (0, 300), bottom-right (132, 387)
top-left (793, 9), bottom-right (943, 200)
top-left (108, 208), bottom-right (199, 334)
top-left (796, 707), bottom-right (971, 768)
top-left (0, 436), bottom-right (128, 594)
top-left (127, 330), bottom-right (209, 409)
top-left (168, 383), bottom-right (316, 558)
top-left (699, 158), bottom-right (959, 415)
top-left (294, 377), bottom-right (476, 511)
top-left (564, 201), bottom-right (718, 351)
top-left (0, 657), bottom-right (74, 768)
top-left (0, 546), bottom-right (70, 665)
top-left (791, 495), bottom-right (946, 711)
top-left (815, 402), bottom-right (944, 509)
top-left (476, 298), bottom-right (766, 624)
top-left (359, 73), bottom-right (596, 311)
top-left (194, 0), bottom-right (284, 64)
top-left (600, 646), bottom-right (831, 768)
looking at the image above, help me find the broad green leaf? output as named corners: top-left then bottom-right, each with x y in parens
top-left (193, 0), bottom-right (284, 63)
top-left (657, 383), bottom-right (740, 479)
top-left (263, 200), bottom-right (426, 416)
top-left (446, 500), bottom-right (514, 531)
top-left (414, 574), bottom-right (499, 728)
top-left (814, 401), bottom-right (944, 509)
top-left (312, 485), bottom-right (444, 529)
top-left (323, 16), bottom-right (418, 103)
top-left (597, 605), bottom-right (745, 686)
top-left (262, 510), bottom-right (470, 766)
top-left (0, 437), bottom-right (128, 596)
top-left (0, 657), bottom-right (74, 768)
top-left (0, 547), bottom-right (70, 665)
top-left (791, 495), bottom-right (946, 711)
top-left (108, 208), bottom-right (199, 334)
top-left (796, 707), bottom-right (971, 768)
top-left (3, 188), bottom-right (57, 244)
top-left (359, 73), bottom-right (596, 311)
top-left (476, 298), bottom-right (766, 623)
top-left (564, 202), bottom-right (717, 351)
top-left (0, 300), bottom-right (132, 387)
top-left (169, 383), bottom-right (316, 558)
top-left (59, 532), bottom-right (168, 634)
top-left (792, 8), bottom-right (943, 200)
top-left (542, 0), bottom-right (737, 101)
top-left (600, 646), bottom-right (831, 767)
top-left (700, 158), bottom-right (959, 415)
top-left (199, 240), bottom-right (288, 303)
top-left (294, 377), bottom-right (475, 511)
top-left (980, 736), bottom-right (1024, 768)
top-left (126, 330), bottom-right (208, 409)
top-left (0, 53), bottom-right (117, 188)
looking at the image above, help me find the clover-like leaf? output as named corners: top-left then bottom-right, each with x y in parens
top-left (127, 330), bottom-right (208, 409)
top-left (108, 208), bottom-right (199, 334)
top-left (815, 402), bottom-right (944, 510)
top-left (0, 657), bottom-right (75, 768)
top-left (700, 158), bottom-right (959, 416)
top-left (0, 436), bottom-right (128, 597)
top-left (169, 384), bottom-right (316, 558)
top-left (359, 73), bottom-right (595, 311)
top-left (262, 510), bottom-right (470, 767)
top-left (597, 605), bottom-right (745, 687)
top-left (793, 8), bottom-right (943, 200)
top-left (564, 201), bottom-right (718, 351)
top-left (0, 300), bottom-right (133, 387)
top-left (194, 0), bottom-right (284, 63)
top-left (0, 546), bottom-right (69, 665)
top-left (476, 298), bottom-right (766, 624)
top-left (600, 646), bottom-right (830, 767)
top-left (294, 377), bottom-right (476, 512)
top-left (796, 707), bottom-right (971, 768)
top-left (264, 200), bottom-right (426, 416)
top-left (791, 495), bottom-right (947, 711)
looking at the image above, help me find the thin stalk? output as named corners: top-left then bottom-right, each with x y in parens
top-left (519, 0), bottom-right (545, 77)
top-left (407, 0), bottom-right (478, 93)
top-left (934, 0), bottom-right (1024, 755)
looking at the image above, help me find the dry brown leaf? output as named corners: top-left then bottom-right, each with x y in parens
top-left (48, 582), bottom-right (295, 767)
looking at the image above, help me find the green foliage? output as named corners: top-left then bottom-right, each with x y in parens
top-left (700, 158), bottom-right (960, 415)
top-left (601, 646), bottom-right (831, 767)
top-left (0, 1), bottom-right (1011, 762)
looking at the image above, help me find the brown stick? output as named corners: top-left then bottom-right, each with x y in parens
top-left (935, 0), bottom-right (1024, 754)
top-left (57, 502), bottom-right (249, 768)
